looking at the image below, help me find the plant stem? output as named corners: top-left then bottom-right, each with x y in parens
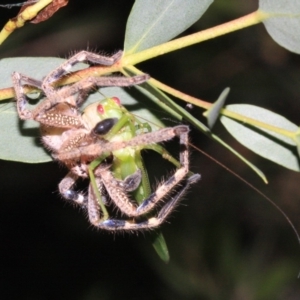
top-left (150, 77), bottom-right (296, 140)
top-left (122, 10), bottom-right (269, 66)
top-left (0, 0), bottom-right (53, 45)
top-left (0, 11), bottom-right (269, 101)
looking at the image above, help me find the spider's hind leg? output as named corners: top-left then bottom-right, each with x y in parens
top-left (136, 125), bottom-right (191, 214)
top-left (97, 173), bottom-right (201, 231)
top-left (42, 50), bottom-right (149, 100)
top-left (42, 50), bottom-right (123, 88)
top-left (96, 125), bottom-right (200, 219)
top-left (12, 71), bottom-right (43, 120)
top-left (59, 171), bottom-right (88, 207)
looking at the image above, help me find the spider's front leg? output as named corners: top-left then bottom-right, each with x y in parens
top-left (59, 171), bottom-right (87, 207)
top-left (12, 71), bottom-right (43, 120)
top-left (41, 50), bottom-right (149, 100)
top-left (59, 168), bottom-right (113, 224)
top-left (99, 125), bottom-right (191, 217)
top-left (87, 125), bottom-right (201, 231)
top-left (12, 71), bottom-right (85, 128)
top-left (42, 50), bottom-right (123, 88)
top-left (90, 167), bottom-right (200, 231)
top-left (87, 167), bottom-right (143, 226)
top-left (55, 126), bottom-right (190, 162)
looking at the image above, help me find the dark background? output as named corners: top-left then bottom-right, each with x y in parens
top-left (1, 1), bottom-right (300, 299)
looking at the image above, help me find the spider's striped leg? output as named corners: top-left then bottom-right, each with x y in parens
top-left (97, 125), bottom-right (193, 217)
top-left (95, 173), bottom-right (200, 231)
top-left (59, 171), bottom-right (87, 207)
top-left (12, 72), bottom-right (43, 120)
top-left (87, 167), bottom-right (143, 226)
top-left (42, 50), bottom-right (123, 89)
top-left (12, 71), bottom-right (84, 128)
top-left (136, 125), bottom-right (190, 214)
top-left (88, 170), bottom-right (144, 226)
top-left (156, 174), bottom-right (200, 221)
top-left (41, 50), bottom-right (149, 104)
top-left (55, 74), bottom-right (150, 100)
top-left (55, 126), bottom-right (189, 167)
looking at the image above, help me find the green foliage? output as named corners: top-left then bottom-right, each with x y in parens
top-left (2, 0), bottom-right (300, 177)
top-left (124, 0), bottom-right (213, 54)
top-left (0, 57), bottom-right (66, 162)
top-left (259, 0), bottom-right (300, 54)
top-left (1, 0), bottom-right (300, 265)
top-left (1, 1), bottom-right (300, 298)
top-left (0, 59), bottom-right (165, 162)
top-left (221, 104), bottom-right (300, 171)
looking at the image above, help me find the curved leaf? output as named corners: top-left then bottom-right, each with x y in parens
top-left (124, 0), bottom-right (213, 54)
top-left (221, 104), bottom-right (300, 171)
top-left (259, 0), bottom-right (300, 54)
top-left (0, 102), bottom-right (51, 163)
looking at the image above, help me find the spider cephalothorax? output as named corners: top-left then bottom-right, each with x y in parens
top-left (12, 50), bottom-right (200, 231)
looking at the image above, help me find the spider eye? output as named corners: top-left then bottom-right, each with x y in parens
top-left (93, 118), bottom-right (118, 135)
top-left (111, 97), bottom-right (121, 105)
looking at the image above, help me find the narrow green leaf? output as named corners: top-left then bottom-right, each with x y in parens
top-left (150, 232), bottom-right (170, 263)
top-left (259, 0), bottom-right (300, 54)
top-left (221, 104), bottom-right (299, 171)
top-left (205, 87), bottom-right (230, 129)
top-left (124, 0), bottom-right (213, 54)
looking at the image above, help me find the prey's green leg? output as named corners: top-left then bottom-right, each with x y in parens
top-left (88, 154), bottom-right (111, 221)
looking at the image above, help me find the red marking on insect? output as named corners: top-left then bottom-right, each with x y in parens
top-left (97, 104), bottom-right (104, 115)
top-left (112, 97), bottom-right (121, 106)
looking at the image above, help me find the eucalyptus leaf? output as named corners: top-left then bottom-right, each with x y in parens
top-left (0, 102), bottom-right (51, 163)
top-left (124, 0), bottom-right (213, 54)
top-left (221, 104), bottom-right (300, 171)
top-left (0, 57), bottom-right (164, 163)
top-left (0, 57), bottom-right (70, 163)
top-left (259, 0), bottom-right (300, 54)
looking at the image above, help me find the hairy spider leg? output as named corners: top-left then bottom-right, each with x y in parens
top-left (55, 125), bottom-right (190, 162)
top-left (39, 50), bottom-right (149, 110)
top-left (55, 74), bottom-right (150, 104)
top-left (59, 171), bottom-right (88, 206)
top-left (42, 50), bottom-right (123, 89)
top-left (89, 125), bottom-right (193, 217)
top-left (90, 168), bottom-right (200, 231)
top-left (59, 168), bottom-right (111, 219)
top-left (12, 72), bottom-right (44, 120)
top-left (55, 125), bottom-right (194, 222)
top-left (59, 165), bottom-right (143, 222)
top-left (56, 98), bottom-right (149, 220)
top-left (84, 123), bottom-right (201, 231)
top-left (12, 71), bottom-right (149, 128)
top-left (59, 98), bottom-right (189, 228)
